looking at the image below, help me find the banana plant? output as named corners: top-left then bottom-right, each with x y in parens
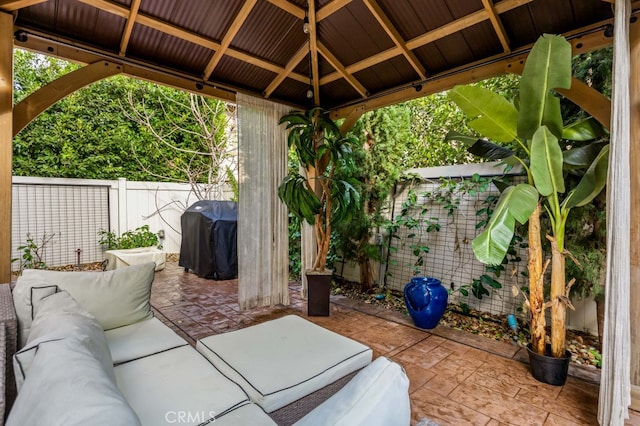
top-left (278, 108), bottom-right (360, 272)
top-left (447, 34), bottom-right (609, 358)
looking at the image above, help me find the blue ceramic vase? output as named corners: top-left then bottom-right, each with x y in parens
top-left (404, 276), bottom-right (448, 329)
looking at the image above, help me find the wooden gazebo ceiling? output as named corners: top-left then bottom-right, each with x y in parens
top-left (1, 0), bottom-right (630, 116)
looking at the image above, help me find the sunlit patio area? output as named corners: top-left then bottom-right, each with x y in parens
top-left (151, 260), bottom-right (640, 425)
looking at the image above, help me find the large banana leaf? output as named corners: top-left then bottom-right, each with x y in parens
top-left (530, 126), bottom-right (565, 196)
top-left (448, 85), bottom-right (518, 143)
top-left (444, 130), bottom-right (481, 148)
top-left (565, 144), bottom-right (609, 209)
top-left (467, 139), bottom-right (516, 160)
top-left (563, 142), bottom-right (608, 169)
top-left (517, 34), bottom-right (571, 140)
top-left (472, 184), bottom-right (538, 265)
top-left (562, 117), bottom-right (606, 141)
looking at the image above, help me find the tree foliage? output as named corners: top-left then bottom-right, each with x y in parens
top-left (13, 49), bottom-right (235, 188)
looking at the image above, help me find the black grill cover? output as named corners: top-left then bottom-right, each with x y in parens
top-left (179, 200), bottom-right (238, 280)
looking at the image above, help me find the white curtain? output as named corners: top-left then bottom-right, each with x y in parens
top-left (236, 93), bottom-right (290, 310)
top-left (598, 0), bottom-right (631, 423)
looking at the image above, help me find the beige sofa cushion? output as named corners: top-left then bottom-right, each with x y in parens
top-left (294, 357), bottom-right (411, 426)
top-left (105, 317), bottom-right (188, 365)
top-left (13, 262), bottom-right (155, 347)
top-left (196, 315), bottom-right (372, 413)
top-left (114, 345), bottom-right (255, 425)
top-left (7, 338), bottom-right (140, 426)
top-left (13, 291), bottom-right (114, 392)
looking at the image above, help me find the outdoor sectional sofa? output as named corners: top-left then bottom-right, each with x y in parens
top-left (0, 262), bottom-right (410, 425)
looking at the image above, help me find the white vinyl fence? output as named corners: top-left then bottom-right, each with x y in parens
top-left (11, 176), bottom-right (233, 271)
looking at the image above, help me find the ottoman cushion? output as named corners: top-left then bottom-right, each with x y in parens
top-left (196, 315), bottom-right (372, 413)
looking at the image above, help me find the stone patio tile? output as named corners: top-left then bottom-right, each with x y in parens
top-left (410, 386), bottom-right (491, 426)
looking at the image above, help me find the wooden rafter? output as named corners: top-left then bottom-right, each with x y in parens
top-left (482, 0), bottom-right (511, 53)
top-left (330, 24), bottom-right (614, 119)
top-left (309, 0), bottom-right (320, 106)
top-left (267, 0), bottom-right (304, 19)
top-left (317, 0), bottom-right (352, 21)
top-left (363, 0), bottom-right (426, 79)
top-left (203, 0), bottom-right (257, 80)
top-left (317, 41), bottom-right (367, 97)
top-left (264, 42), bottom-right (309, 98)
top-left (321, 0), bottom-right (532, 85)
top-left (0, 0), bottom-right (45, 11)
top-left (77, 0), bottom-right (309, 84)
top-left (118, 0), bottom-right (141, 56)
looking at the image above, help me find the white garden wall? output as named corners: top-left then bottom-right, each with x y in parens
top-left (11, 176), bottom-right (233, 270)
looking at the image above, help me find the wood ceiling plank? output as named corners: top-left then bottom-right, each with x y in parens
top-left (309, 0), bottom-right (320, 106)
top-left (119, 0), bottom-right (141, 56)
top-left (264, 41), bottom-right (308, 97)
top-left (321, 0), bottom-right (533, 85)
top-left (318, 41), bottom-right (367, 97)
top-left (363, 0), bottom-right (426, 79)
top-left (317, 0), bottom-right (352, 21)
top-left (482, 0), bottom-right (511, 53)
top-left (77, 0), bottom-right (309, 84)
top-left (203, 0), bottom-right (257, 80)
top-left (0, 0), bottom-right (45, 12)
top-left (330, 24), bottom-right (614, 118)
top-left (267, 0), bottom-right (304, 19)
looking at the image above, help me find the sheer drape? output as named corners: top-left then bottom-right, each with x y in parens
top-left (236, 93), bottom-right (290, 310)
top-left (598, 0), bottom-right (631, 423)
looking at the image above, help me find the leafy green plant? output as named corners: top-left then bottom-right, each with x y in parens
top-left (98, 225), bottom-right (161, 250)
top-left (12, 232), bottom-right (55, 272)
top-left (447, 34), bottom-right (609, 358)
top-left (278, 108), bottom-right (360, 272)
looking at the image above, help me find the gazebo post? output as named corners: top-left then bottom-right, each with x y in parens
top-left (0, 12), bottom-right (13, 283)
top-left (629, 19), bottom-right (640, 411)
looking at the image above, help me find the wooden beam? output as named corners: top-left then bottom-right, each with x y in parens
top-left (264, 42), bottom-right (308, 98)
top-left (482, 0), bottom-right (511, 53)
top-left (317, 41), bottom-right (367, 97)
top-left (330, 24), bottom-right (614, 119)
top-left (363, 0), bottom-right (426, 79)
top-left (77, 0), bottom-right (309, 84)
top-left (14, 30), bottom-right (240, 103)
top-left (309, 0), bottom-right (320, 106)
top-left (322, 0), bottom-right (534, 85)
top-left (0, 12), bottom-right (12, 282)
top-left (13, 61), bottom-right (123, 136)
top-left (203, 0), bottom-right (257, 80)
top-left (267, 0), bottom-right (304, 19)
top-left (0, 0), bottom-right (45, 11)
top-left (316, 0), bottom-right (352, 21)
top-left (339, 105), bottom-right (365, 134)
top-left (118, 0), bottom-right (141, 56)
top-left (557, 79), bottom-right (611, 130)
top-left (630, 15), bottom-right (640, 411)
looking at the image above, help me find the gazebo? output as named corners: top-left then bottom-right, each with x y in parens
top-left (0, 0), bottom-right (637, 422)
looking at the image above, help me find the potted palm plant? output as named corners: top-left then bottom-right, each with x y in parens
top-left (278, 108), bottom-right (360, 316)
top-left (447, 34), bottom-right (608, 385)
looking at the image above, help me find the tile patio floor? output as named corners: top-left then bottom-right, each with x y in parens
top-left (151, 261), bottom-right (640, 426)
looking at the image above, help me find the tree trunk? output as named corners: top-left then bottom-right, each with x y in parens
top-left (595, 293), bottom-right (605, 350)
top-left (528, 204), bottom-right (546, 355)
top-left (550, 237), bottom-right (567, 358)
top-left (359, 255), bottom-right (373, 292)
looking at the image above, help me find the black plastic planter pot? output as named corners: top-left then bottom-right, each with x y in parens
top-left (306, 271), bottom-right (332, 316)
top-left (526, 344), bottom-right (571, 386)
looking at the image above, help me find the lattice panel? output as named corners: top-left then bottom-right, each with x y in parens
top-left (385, 178), bottom-right (528, 316)
top-left (12, 183), bottom-right (110, 271)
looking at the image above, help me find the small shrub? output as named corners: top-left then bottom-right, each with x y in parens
top-left (12, 232), bottom-right (55, 272)
top-left (98, 225), bottom-right (161, 250)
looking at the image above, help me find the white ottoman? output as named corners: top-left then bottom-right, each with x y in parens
top-left (195, 315), bottom-right (372, 413)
